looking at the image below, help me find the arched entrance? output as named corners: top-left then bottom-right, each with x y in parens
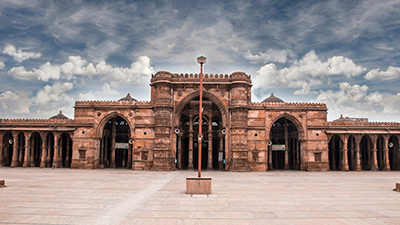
top-left (347, 135), bottom-right (356, 170)
top-left (269, 117), bottom-right (301, 170)
top-left (30, 132), bottom-right (42, 167)
top-left (360, 135), bottom-right (372, 170)
top-left (2, 132), bottom-right (14, 167)
top-left (99, 115), bottom-right (132, 169)
top-left (176, 96), bottom-right (224, 170)
top-left (329, 135), bottom-right (342, 170)
top-left (59, 133), bottom-right (72, 168)
top-left (389, 135), bottom-right (399, 170)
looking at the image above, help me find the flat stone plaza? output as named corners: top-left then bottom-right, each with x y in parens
top-left (1, 168), bottom-right (400, 224)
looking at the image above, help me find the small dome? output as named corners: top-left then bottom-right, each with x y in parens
top-left (262, 93), bottom-right (285, 103)
top-left (49, 111), bottom-right (69, 120)
top-left (118, 93), bottom-right (137, 101)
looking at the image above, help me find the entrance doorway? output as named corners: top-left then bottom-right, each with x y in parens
top-left (100, 115), bottom-right (131, 169)
top-left (269, 117), bottom-right (300, 170)
top-left (176, 96), bottom-right (224, 170)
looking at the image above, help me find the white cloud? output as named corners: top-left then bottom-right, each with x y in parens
top-left (312, 82), bottom-right (400, 121)
top-left (36, 82), bottom-right (74, 105)
top-left (364, 66), bottom-right (400, 81)
top-left (244, 49), bottom-right (293, 64)
top-left (34, 82), bottom-right (75, 118)
top-left (78, 91), bottom-right (96, 101)
top-left (0, 61), bottom-right (5, 69)
top-left (0, 91), bottom-right (31, 114)
top-left (253, 51), bottom-right (366, 94)
top-left (7, 55), bottom-right (154, 84)
top-left (101, 83), bottom-right (119, 95)
top-left (2, 45), bottom-right (41, 62)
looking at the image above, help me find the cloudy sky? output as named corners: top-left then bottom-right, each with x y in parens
top-left (0, 0), bottom-right (400, 122)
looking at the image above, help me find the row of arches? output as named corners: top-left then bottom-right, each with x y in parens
top-left (329, 134), bottom-right (400, 171)
top-left (0, 131), bottom-right (72, 168)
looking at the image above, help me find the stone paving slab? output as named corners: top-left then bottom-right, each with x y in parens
top-left (0, 168), bottom-right (400, 224)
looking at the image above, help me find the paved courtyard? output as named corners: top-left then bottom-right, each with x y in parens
top-left (0, 168), bottom-right (400, 224)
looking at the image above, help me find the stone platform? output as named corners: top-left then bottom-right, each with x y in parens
top-left (1, 168), bottom-right (400, 224)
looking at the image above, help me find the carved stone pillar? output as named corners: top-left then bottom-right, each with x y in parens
top-left (105, 133), bottom-right (109, 167)
top-left (110, 117), bottom-right (116, 168)
top-left (284, 118), bottom-right (289, 170)
top-left (177, 132), bottom-right (182, 169)
top-left (46, 136), bottom-right (51, 167)
top-left (127, 139), bottom-right (132, 169)
top-left (188, 114), bottom-right (194, 169)
top-left (342, 136), bottom-right (349, 171)
top-left (296, 139), bottom-right (301, 170)
top-left (30, 137), bottom-right (35, 167)
top-left (23, 132), bottom-right (30, 167)
top-left (66, 137), bottom-right (70, 167)
top-left (268, 142), bottom-right (273, 170)
top-left (354, 136), bottom-right (361, 171)
top-left (52, 133), bottom-right (60, 168)
top-left (11, 132), bottom-right (18, 167)
top-left (99, 137), bottom-right (104, 166)
top-left (371, 136), bottom-right (378, 171)
top-left (207, 114), bottom-right (213, 169)
top-left (218, 133), bottom-right (224, 170)
top-left (18, 135), bottom-right (24, 167)
top-left (383, 135), bottom-right (391, 171)
top-left (40, 133), bottom-right (47, 168)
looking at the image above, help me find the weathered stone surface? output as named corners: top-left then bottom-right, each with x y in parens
top-left (0, 71), bottom-right (399, 172)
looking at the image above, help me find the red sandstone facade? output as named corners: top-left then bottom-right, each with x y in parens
top-left (1, 71), bottom-right (399, 171)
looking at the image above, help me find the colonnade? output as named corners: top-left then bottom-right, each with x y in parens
top-left (176, 112), bottom-right (224, 170)
top-left (329, 134), bottom-right (399, 171)
top-left (0, 131), bottom-right (72, 168)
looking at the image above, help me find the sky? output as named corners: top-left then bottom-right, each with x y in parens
top-left (0, 0), bottom-right (400, 122)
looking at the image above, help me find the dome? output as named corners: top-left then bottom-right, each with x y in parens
top-left (262, 93), bottom-right (285, 103)
top-left (49, 111), bottom-right (69, 120)
top-left (118, 93), bottom-right (137, 101)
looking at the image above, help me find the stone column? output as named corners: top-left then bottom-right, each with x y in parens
top-left (371, 136), bottom-right (378, 171)
top-left (268, 142), bottom-right (273, 170)
top-left (331, 137), bottom-right (337, 170)
top-left (284, 118), bottom-right (289, 170)
top-left (354, 136), bottom-right (361, 171)
top-left (66, 137), bottom-right (70, 167)
top-left (218, 133), bottom-right (224, 170)
top-left (207, 114), bottom-right (213, 169)
top-left (105, 134), bottom-right (109, 167)
top-left (46, 136), bottom-right (51, 167)
top-left (22, 132), bottom-right (30, 167)
top-left (110, 117), bottom-right (116, 168)
top-left (177, 132), bottom-right (183, 169)
top-left (127, 139), bottom-right (132, 169)
top-left (40, 133), bottom-right (47, 168)
top-left (188, 114), bottom-right (194, 169)
top-left (52, 133), bottom-right (60, 168)
top-left (296, 139), bottom-right (301, 170)
top-left (342, 136), bottom-right (349, 171)
top-left (99, 137), bottom-right (104, 166)
top-left (30, 136), bottom-right (35, 167)
top-left (383, 135), bottom-right (391, 171)
top-left (11, 132), bottom-right (18, 167)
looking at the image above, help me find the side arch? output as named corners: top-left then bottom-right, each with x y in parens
top-left (175, 90), bottom-right (227, 127)
top-left (95, 112), bottom-right (134, 138)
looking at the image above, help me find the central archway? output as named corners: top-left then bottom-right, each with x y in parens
top-left (176, 94), bottom-right (225, 170)
top-left (99, 115), bottom-right (132, 169)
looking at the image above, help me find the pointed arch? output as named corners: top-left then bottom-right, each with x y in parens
top-left (267, 113), bottom-right (305, 140)
top-left (175, 90), bottom-right (227, 127)
top-left (96, 112), bottom-right (133, 138)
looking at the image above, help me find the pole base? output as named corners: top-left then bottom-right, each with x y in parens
top-left (186, 178), bottom-right (212, 195)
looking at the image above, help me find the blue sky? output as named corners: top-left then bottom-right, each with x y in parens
top-left (0, 0), bottom-right (400, 121)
